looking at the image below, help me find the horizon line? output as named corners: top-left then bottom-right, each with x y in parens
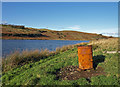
top-left (1, 23), bottom-right (118, 37)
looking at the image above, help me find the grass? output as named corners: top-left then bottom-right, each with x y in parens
top-left (1, 38), bottom-right (119, 86)
top-left (2, 43), bottom-right (82, 72)
top-left (88, 38), bottom-right (118, 51)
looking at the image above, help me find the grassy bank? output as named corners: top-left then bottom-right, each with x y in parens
top-left (1, 38), bottom-right (119, 86)
top-left (2, 42), bottom-right (87, 72)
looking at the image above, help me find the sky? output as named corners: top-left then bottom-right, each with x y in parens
top-left (2, 2), bottom-right (118, 37)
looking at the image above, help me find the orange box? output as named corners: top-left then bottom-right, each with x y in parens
top-left (77, 45), bottom-right (93, 70)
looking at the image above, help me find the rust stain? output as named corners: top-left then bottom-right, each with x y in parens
top-left (78, 45), bottom-right (93, 70)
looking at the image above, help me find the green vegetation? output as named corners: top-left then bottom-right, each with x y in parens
top-left (2, 44), bottom-right (76, 72)
top-left (2, 24), bottom-right (114, 40)
top-left (1, 38), bottom-right (119, 86)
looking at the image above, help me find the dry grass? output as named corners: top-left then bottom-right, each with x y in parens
top-left (2, 42), bottom-right (88, 72)
top-left (2, 49), bottom-right (51, 72)
top-left (3, 38), bottom-right (117, 72)
top-left (88, 38), bottom-right (118, 51)
top-left (1, 38), bottom-right (119, 85)
top-left (56, 45), bottom-right (74, 53)
top-left (55, 42), bottom-right (88, 53)
top-left (2, 24), bottom-right (111, 40)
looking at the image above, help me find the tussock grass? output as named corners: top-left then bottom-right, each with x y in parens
top-left (56, 45), bottom-right (74, 53)
top-left (1, 38), bottom-right (119, 85)
top-left (2, 42), bottom-right (87, 72)
top-left (88, 38), bottom-right (118, 51)
top-left (2, 49), bottom-right (51, 72)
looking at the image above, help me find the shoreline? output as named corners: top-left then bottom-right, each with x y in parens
top-left (1, 38), bottom-right (118, 85)
top-left (1, 39), bottom-right (90, 41)
top-left (2, 42), bottom-right (88, 72)
top-left (2, 40), bottom-right (89, 58)
top-left (1, 37), bottom-right (92, 41)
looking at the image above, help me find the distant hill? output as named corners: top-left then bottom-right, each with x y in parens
top-left (1, 24), bottom-right (114, 40)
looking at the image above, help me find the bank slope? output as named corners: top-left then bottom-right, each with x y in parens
top-left (1, 38), bottom-right (119, 85)
top-left (2, 24), bottom-right (113, 40)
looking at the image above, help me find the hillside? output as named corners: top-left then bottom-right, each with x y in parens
top-left (1, 38), bottom-right (119, 85)
top-left (1, 24), bottom-right (113, 40)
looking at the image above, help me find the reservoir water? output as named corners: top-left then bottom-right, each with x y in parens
top-left (2, 40), bottom-right (89, 57)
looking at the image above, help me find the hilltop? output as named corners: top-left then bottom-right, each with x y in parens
top-left (1, 24), bottom-right (114, 40)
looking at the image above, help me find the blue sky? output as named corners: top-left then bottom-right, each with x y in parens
top-left (2, 2), bottom-right (118, 37)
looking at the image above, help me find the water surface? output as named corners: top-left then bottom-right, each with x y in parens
top-left (2, 40), bottom-right (89, 57)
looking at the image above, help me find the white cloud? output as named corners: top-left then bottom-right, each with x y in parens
top-left (86, 28), bottom-right (118, 37)
top-left (2, 21), bottom-right (8, 24)
top-left (67, 25), bottom-right (81, 30)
